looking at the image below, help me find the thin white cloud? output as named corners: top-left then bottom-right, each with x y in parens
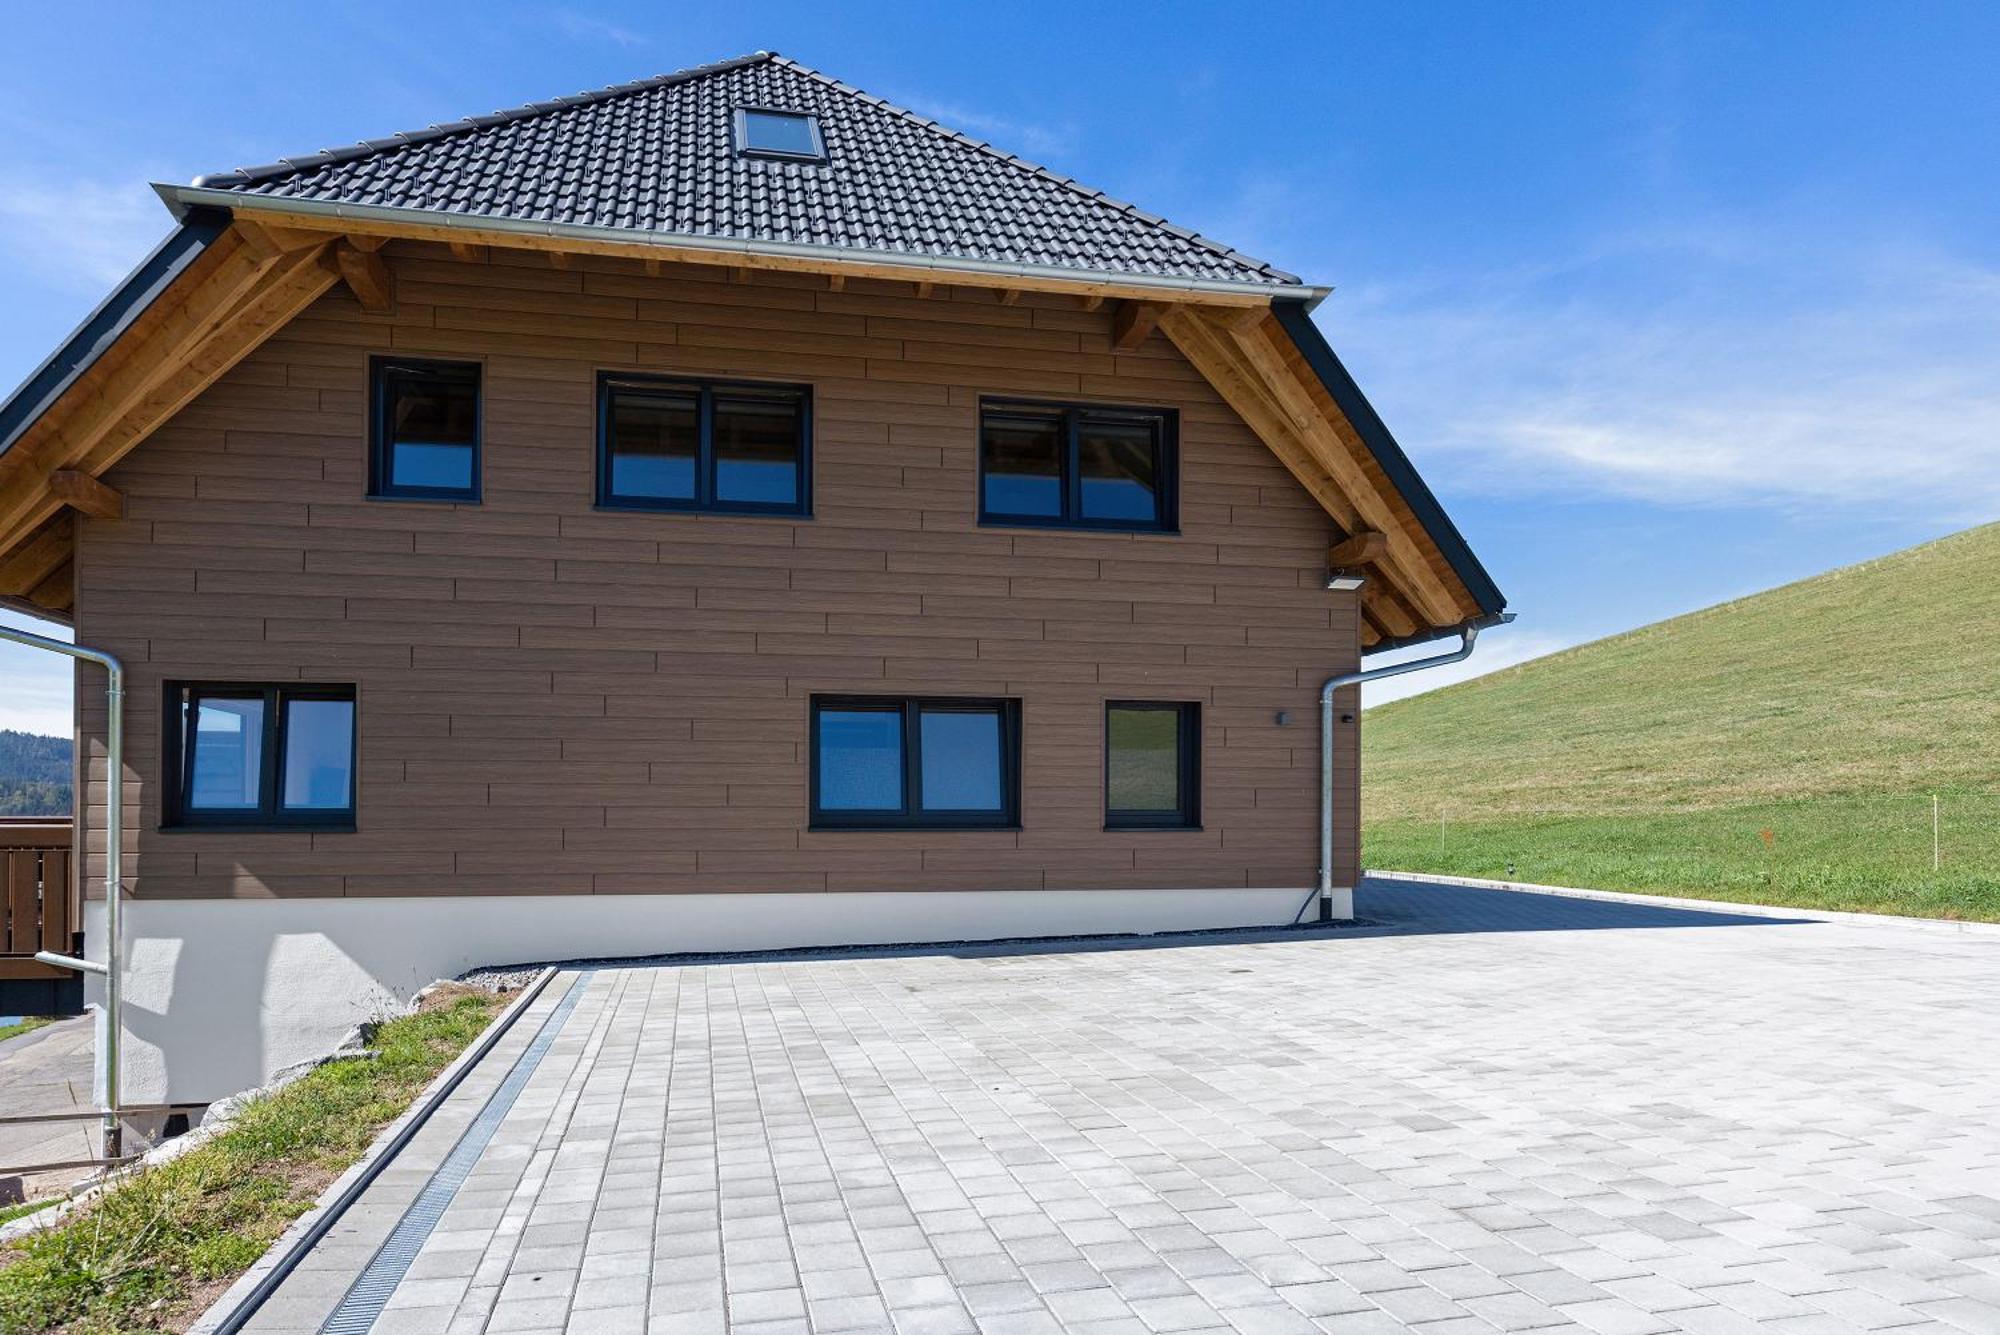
top-left (1318, 234), bottom-right (2000, 522)
top-left (0, 173), bottom-right (168, 293)
top-left (890, 93), bottom-right (1075, 162)
top-left (1362, 629), bottom-right (1574, 709)
top-left (550, 10), bottom-right (648, 47)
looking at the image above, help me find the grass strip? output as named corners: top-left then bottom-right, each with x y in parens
top-left (1366, 797), bottom-right (2000, 921)
top-left (0, 985), bottom-right (504, 1334)
top-left (0, 1017), bottom-right (55, 1046)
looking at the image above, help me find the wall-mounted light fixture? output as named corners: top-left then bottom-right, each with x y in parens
top-left (1325, 571), bottom-right (1366, 592)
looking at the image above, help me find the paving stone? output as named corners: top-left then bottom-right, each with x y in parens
top-left (224, 891), bottom-right (2000, 1335)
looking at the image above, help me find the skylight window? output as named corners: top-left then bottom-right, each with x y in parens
top-left (735, 107), bottom-right (826, 162)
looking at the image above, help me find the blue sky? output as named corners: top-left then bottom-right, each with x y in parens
top-left (2, 1), bottom-right (1996, 728)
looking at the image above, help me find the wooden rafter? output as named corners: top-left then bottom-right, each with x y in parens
top-left (1160, 306), bottom-right (1470, 628)
top-left (0, 226), bottom-right (339, 555)
top-left (221, 206), bottom-right (1276, 308)
top-left (335, 240), bottom-right (395, 314)
top-left (1112, 300), bottom-right (1163, 350)
top-left (0, 514), bottom-right (71, 597)
top-left (1328, 530), bottom-right (1387, 568)
top-left (48, 469), bottom-right (123, 519)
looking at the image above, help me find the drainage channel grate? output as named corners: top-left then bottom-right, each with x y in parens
top-left (319, 971), bottom-right (592, 1335)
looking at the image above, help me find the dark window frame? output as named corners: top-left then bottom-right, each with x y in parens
top-left (1104, 700), bottom-right (1202, 831)
top-left (733, 106), bottom-right (829, 163)
top-left (809, 695), bottom-right (1022, 831)
top-left (368, 356), bottom-right (483, 503)
top-left (162, 682), bottom-right (358, 831)
top-left (595, 372), bottom-right (813, 517)
top-left (978, 397), bottom-right (1179, 533)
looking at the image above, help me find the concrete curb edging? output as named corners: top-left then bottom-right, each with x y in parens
top-left (186, 967), bottom-right (558, 1335)
top-left (1367, 868), bottom-right (2000, 937)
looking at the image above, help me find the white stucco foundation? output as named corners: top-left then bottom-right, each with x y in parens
top-left (87, 884), bottom-right (1341, 1104)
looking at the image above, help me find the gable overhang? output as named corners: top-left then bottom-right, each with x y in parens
top-left (160, 186), bottom-right (1329, 310)
top-left (1155, 301), bottom-right (1506, 652)
top-left (0, 212), bottom-right (348, 622)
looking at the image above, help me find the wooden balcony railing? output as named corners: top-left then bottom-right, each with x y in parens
top-left (1, 818), bottom-right (75, 980)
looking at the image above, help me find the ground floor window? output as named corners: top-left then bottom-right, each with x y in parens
top-left (1105, 701), bottom-right (1201, 829)
top-left (163, 683), bottom-right (357, 829)
top-left (810, 696), bottom-right (1021, 829)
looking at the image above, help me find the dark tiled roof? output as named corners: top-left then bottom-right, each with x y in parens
top-left (189, 53), bottom-right (1300, 289)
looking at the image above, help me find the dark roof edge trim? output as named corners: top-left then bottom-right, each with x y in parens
top-left (191, 52), bottom-right (776, 189)
top-left (1364, 609), bottom-right (1512, 657)
top-left (0, 208), bottom-right (231, 459)
top-left (163, 185), bottom-right (1327, 301)
top-left (1270, 298), bottom-right (1506, 619)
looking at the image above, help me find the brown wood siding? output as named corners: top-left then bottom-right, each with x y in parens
top-left (71, 244), bottom-right (1364, 901)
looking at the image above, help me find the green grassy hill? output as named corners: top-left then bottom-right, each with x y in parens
top-left (1363, 522), bottom-right (2000, 919)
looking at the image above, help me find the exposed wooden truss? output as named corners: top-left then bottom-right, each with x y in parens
top-left (1112, 300), bottom-right (1164, 351)
top-left (0, 223), bottom-right (343, 619)
top-left (217, 205), bottom-right (1279, 309)
top-left (1159, 307), bottom-right (1477, 640)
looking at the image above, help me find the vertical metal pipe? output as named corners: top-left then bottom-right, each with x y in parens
top-left (1315, 616), bottom-right (1509, 919)
top-left (0, 621), bottom-right (125, 1158)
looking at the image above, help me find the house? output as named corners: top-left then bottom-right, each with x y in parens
top-left (0, 53), bottom-right (1504, 1105)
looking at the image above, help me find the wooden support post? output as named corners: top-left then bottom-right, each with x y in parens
top-left (728, 267), bottom-right (751, 285)
top-left (914, 281), bottom-right (936, 300)
top-left (334, 241), bottom-right (395, 314)
top-left (1112, 300), bottom-right (1164, 350)
top-left (1082, 295), bottom-right (1106, 312)
top-left (447, 241), bottom-right (489, 263)
top-left (998, 288), bottom-right (1021, 306)
top-left (644, 256), bottom-right (664, 277)
top-left (48, 470), bottom-right (124, 520)
top-left (547, 251), bottom-right (571, 270)
top-left (827, 273), bottom-right (845, 292)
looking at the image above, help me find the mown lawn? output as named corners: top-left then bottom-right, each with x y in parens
top-left (0, 986), bottom-right (504, 1335)
top-left (1366, 792), bottom-right (2000, 921)
top-left (1363, 522), bottom-right (2000, 921)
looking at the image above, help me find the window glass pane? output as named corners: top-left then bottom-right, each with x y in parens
top-left (283, 698), bottom-right (355, 811)
top-left (919, 709), bottom-right (1003, 811)
top-left (982, 414), bottom-right (1063, 517)
top-left (1079, 417), bottom-right (1160, 522)
top-left (607, 389), bottom-right (699, 501)
top-left (714, 392), bottom-right (803, 505)
top-left (385, 369), bottom-right (477, 492)
top-left (189, 696), bottom-right (264, 810)
top-left (818, 709), bottom-right (904, 810)
top-left (743, 110), bottom-right (820, 156)
top-left (1108, 706), bottom-right (1181, 812)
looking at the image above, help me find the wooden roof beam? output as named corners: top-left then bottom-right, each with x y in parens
top-left (0, 515), bottom-right (72, 596)
top-left (48, 469), bottom-right (123, 520)
top-left (1112, 300), bottom-right (1164, 350)
top-left (1328, 530), bottom-right (1387, 568)
top-left (335, 240), bottom-right (395, 314)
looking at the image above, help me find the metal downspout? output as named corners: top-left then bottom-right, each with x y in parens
top-left (2, 621), bottom-right (125, 1158)
top-left (1316, 613), bottom-right (1514, 921)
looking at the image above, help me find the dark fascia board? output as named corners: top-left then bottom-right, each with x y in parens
top-left (1270, 298), bottom-right (1507, 631)
top-left (0, 207), bottom-right (231, 460)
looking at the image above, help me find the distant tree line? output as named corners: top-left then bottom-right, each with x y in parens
top-left (0, 730), bottom-right (72, 817)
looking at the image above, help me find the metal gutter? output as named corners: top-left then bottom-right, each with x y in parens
top-left (0, 209), bottom-right (230, 458)
top-left (1270, 298), bottom-right (1507, 633)
top-left (156, 185), bottom-right (1332, 306)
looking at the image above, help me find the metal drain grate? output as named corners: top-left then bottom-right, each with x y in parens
top-left (319, 971), bottom-right (591, 1334)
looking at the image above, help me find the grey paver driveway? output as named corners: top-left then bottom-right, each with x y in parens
top-left (232, 880), bottom-right (2000, 1334)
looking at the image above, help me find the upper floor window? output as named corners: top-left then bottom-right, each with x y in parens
top-left (597, 374), bottom-right (811, 516)
top-left (735, 108), bottom-right (827, 162)
top-left (370, 357), bottom-right (481, 502)
top-left (979, 399), bottom-right (1177, 532)
top-left (163, 683), bottom-right (357, 830)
